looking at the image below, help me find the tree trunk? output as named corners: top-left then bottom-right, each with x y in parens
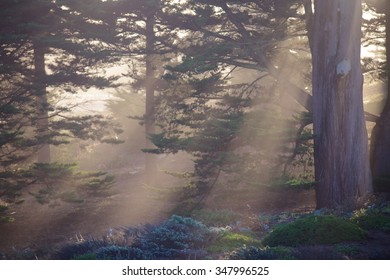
top-left (370, 1), bottom-right (390, 179)
top-left (144, 15), bottom-right (157, 185)
top-left (33, 40), bottom-right (51, 163)
top-left (312, 0), bottom-right (372, 209)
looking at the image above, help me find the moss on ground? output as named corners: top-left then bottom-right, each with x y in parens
top-left (352, 209), bottom-right (390, 233)
top-left (207, 232), bottom-right (262, 253)
top-left (72, 253), bottom-right (97, 260)
top-left (226, 245), bottom-right (295, 260)
top-left (262, 215), bottom-right (366, 247)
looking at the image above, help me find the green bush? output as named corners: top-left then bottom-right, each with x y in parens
top-left (0, 203), bottom-right (14, 223)
top-left (207, 232), bottom-right (261, 254)
top-left (227, 246), bottom-right (295, 260)
top-left (95, 246), bottom-right (148, 260)
top-left (54, 240), bottom-right (110, 260)
top-left (7, 248), bottom-right (37, 260)
top-left (72, 253), bottom-right (97, 260)
top-left (335, 244), bottom-right (361, 258)
top-left (292, 245), bottom-right (342, 260)
top-left (352, 209), bottom-right (390, 233)
top-left (56, 215), bottom-right (216, 260)
top-left (131, 215), bottom-right (214, 259)
top-left (262, 215), bottom-right (366, 247)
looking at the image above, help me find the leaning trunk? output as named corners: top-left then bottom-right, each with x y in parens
top-left (144, 15), bottom-right (157, 185)
top-left (33, 40), bottom-right (51, 163)
top-left (370, 1), bottom-right (390, 180)
top-left (312, 0), bottom-right (372, 209)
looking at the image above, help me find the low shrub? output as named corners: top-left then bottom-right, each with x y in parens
top-left (292, 245), bottom-right (342, 260)
top-left (131, 215), bottom-right (215, 259)
top-left (207, 232), bottom-right (261, 254)
top-left (262, 215), bottom-right (366, 247)
top-left (95, 245), bottom-right (148, 260)
top-left (7, 248), bottom-right (37, 260)
top-left (72, 253), bottom-right (97, 260)
top-left (335, 244), bottom-right (361, 258)
top-left (56, 215), bottom-right (218, 260)
top-left (0, 203), bottom-right (14, 223)
top-left (226, 246), bottom-right (294, 260)
top-left (54, 240), bottom-right (110, 260)
top-left (352, 207), bottom-right (390, 233)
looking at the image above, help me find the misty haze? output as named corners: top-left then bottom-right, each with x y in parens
top-left (0, 0), bottom-right (389, 260)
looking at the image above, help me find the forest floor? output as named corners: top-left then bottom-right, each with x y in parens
top-left (0, 174), bottom-right (312, 251)
top-left (0, 156), bottom-right (389, 259)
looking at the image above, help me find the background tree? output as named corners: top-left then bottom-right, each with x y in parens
top-left (0, 0), bottom-right (120, 164)
top-left (0, 0), bottom-right (121, 220)
top-left (366, 0), bottom-right (390, 184)
top-left (111, 0), bottom-right (182, 185)
top-left (147, 0), bottom-right (315, 211)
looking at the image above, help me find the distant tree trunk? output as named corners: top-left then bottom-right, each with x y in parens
top-left (33, 40), bottom-right (51, 163)
top-left (370, 1), bottom-right (390, 179)
top-left (144, 15), bottom-right (157, 185)
top-left (312, 0), bottom-right (372, 209)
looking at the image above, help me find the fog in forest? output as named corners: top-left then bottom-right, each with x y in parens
top-left (1, 0), bottom-right (389, 261)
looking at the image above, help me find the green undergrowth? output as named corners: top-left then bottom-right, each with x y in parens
top-left (352, 205), bottom-right (390, 233)
top-left (207, 232), bottom-right (261, 254)
top-left (9, 204), bottom-right (390, 260)
top-left (226, 245), bottom-right (295, 260)
top-left (72, 253), bottom-right (97, 260)
top-left (262, 215), bottom-right (367, 247)
top-left (335, 244), bottom-right (361, 258)
top-left (0, 203), bottom-right (14, 223)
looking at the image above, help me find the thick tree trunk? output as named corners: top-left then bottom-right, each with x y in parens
top-left (370, 1), bottom-right (390, 179)
top-left (312, 0), bottom-right (372, 209)
top-left (144, 15), bottom-right (157, 185)
top-left (33, 40), bottom-right (51, 163)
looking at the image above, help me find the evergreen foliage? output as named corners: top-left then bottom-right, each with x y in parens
top-left (207, 232), bottom-right (262, 254)
top-left (94, 245), bottom-right (147, 260)
top-left (55, 239), bottom-right (111, 260)
top-left (56, 215), bottom-right (219, 260)
top-left (226, 245), bottom-right (294, 260)
top-left (26, 163), bottom-right (115, 205)
top-left (125, 215), bottom-right (215, 259)
top-left (140, 0), bottom-right (315, 210)
top-left (0, 0), bottom-right (388, 260)
top-left (352, 203), bottom-right (390, 233)
top-left (0, 0), bottom-right (121, 218)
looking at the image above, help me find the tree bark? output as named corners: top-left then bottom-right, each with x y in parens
top-left (144, 15), bottom-right (157, 185)
top-left (33, 40), bottom-right (51, 163)
top-left (312, 0), bottom-right (372, 209)
top-left (370, 1), bottom-right (390, 179)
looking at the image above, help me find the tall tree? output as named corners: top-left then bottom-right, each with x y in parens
top-left (311, 0), bottom-right (372, 209)
top-left (33, 39), bottom-right (51, 163)
top-left (367, 0), bottom-right (390, 181)
top-left (111, 0), bottom-right (178, 185)
top-left (144, 13), bottom-right (158, 185)
top-left (0, 0), bottom-right (121, 218)
top-left (148, 0), bottom-right (315, 207)
top-left (0, 0), bottom-right (118, 163)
